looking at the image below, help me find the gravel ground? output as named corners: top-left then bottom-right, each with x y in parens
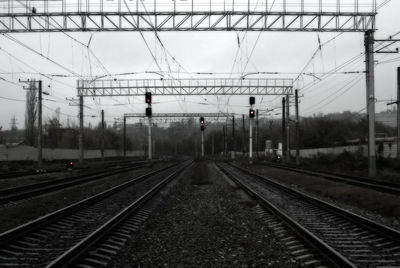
top-left (0, 162), bottom-right (170, 232)
top-left (112, 161), bottom-right (299, 267)
top-left (241, 163), bottom-right (400, 230)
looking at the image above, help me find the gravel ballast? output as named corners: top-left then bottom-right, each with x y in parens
top-left (112, 161), bottom-right (299, 267)
top-left (242, 163), bottom-right (400, 230)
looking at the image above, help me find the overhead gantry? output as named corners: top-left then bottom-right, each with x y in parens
top-left (122, 112), bottom-right (235, 158)
top-left (5, 0), bottom-right (380, 176)
top-left (0, 0), bottom-right (375, 33)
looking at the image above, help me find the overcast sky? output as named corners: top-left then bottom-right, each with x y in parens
top-left (0, 0), bottom-right (399, 130)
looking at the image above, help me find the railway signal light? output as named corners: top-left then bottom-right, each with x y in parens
top-left (66, 160), bottom-right (73, 169)
top-left (249, 109), bottom-right (255, 118)
top-left (145, 92), bottom-right (152, 104)
top-left (200, 117), bottom-right (205, 125)
top-left (201, 125), bottom-right (205, 131)
top-left (146, 107), bottom-right (152, 117)
top-left (249, 96), bottom-right (255, 105)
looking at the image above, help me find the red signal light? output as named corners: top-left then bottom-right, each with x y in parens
top-left (249, 109), bottom-right (255, 118)
top-left (145, 92), bottom-right (152, 104)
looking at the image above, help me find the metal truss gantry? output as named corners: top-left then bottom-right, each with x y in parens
top-left (125, 112), bottom-right (234, 118)
top-left (77, 78), bottom-right (293, 96)
top-left (124, 112), bottom-right (234, 123)
top-left (0, 0), bottom-right (376, 33)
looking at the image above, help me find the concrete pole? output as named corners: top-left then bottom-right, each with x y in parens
top-left (242, 114), bottom-right (245, 155)
top-left (295, 89), bottom-right (300, 165)
top-left (101, 109), bottom-right (105, 161)
top-left (286, 94), bottom-right (290, 162)
top-left (282, 97), bottom-right (286, 159)
top-left (201, 130), bottom-right (204, 158)
top-left (123, 116), bottom-right (126, 157)
top-left (249, 117), bottom-right (253, 163)
top-left (224, 123), bottom-right (228, 157)
top-left (148, 116), bottom-right (152, 160)
top-left (232, 116), bottom-right (235, 153)
top-left (222, 126), bottom-right (226, 157)
top-left (37, 80), bottom-right (42, 168)
top-left (365, 30), bottom-right (376, 177)
top-left (212, 133), bottom-right (214, 157)
top-left (397, 67), bottom-right (400, 159)
top-left (256, 109), bottom-right (259, 158)
top-left (79, 95), bottom-right (84, 164)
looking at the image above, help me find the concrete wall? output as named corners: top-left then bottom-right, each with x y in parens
top-left (290, 143), bottom-right (398, 159)
top-left (0, 145), bottom-right (144, 161)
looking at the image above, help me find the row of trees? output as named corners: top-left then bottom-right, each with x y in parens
top-left (0, 108), bottom-right (396, 156)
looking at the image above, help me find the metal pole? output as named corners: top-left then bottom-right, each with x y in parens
top-left (282, 97), bottom-right (286, 159)
top-left (256, 109), bottom-right (259, 158)
top-left (201, 131), bottom-right (204, 158)
top-left (249, 117), bottom-right (253, 163)
top-left (397, 67), bottom-right (400, 159)
top-left (286, 94), bottom-right (290, 162)
top-left (79, 96), bottom-right (84, 164)
top-left (222, 126), bottom-right (226, 157)
top-left (148, 116), bottom-right (152, 160)
top-left (38, 80), bottom-right (42, 168)
top-left (242, 114), bottom-right (245, 155)
top-left (365, 30), bottom-right (376, 177)
top-left (232, 116), bottom-right (235, 152)
top-left (224, 123), bottom-right (228, 157)
top-left (212, 133), bottom-right (214, 157)
top-left (123, 116), bottom-right (126, 157)
top-left (101, 109), bottom-right (104, 161)
top-left (295, 89), bottom-right (300, 165)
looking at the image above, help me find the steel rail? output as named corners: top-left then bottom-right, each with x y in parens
top-left (0, 161), bottom-right (150, 204)
top-left (47, 161), bottom-right (192, 267)
top-left (225, 163), bottom-right (400, 266)
top-left (217, 163), bottom-right (353, 268)
top-left (0, 163), bottom-right (178, 247)
top-left (262, 162), bottom-right (400, 195)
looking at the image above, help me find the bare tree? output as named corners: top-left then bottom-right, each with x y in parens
top-left (25, 82), bottom-right (37, 146)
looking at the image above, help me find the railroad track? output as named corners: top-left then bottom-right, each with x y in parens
top-left (0, 161), bottom-right (190, 267)
top-left (0, 159), bottom-right (146, 180)
top-left (0, 161), bottom-right (150, 205)
top-left (218, 163), bottom-right (400, 267)
top-left (262, 162), bottom-right (400, 195)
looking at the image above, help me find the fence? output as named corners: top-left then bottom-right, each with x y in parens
top-left (0, 145), bottom-right (144, 161)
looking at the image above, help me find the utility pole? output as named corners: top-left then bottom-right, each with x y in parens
top-left (295, 89), bottom-right (300, 165)
top-left (212, 133), bottom-right (214, 157)
top-left (222, 126), bottom-right (226, 158)
top-left (232, 116), bottom-right (235, 154)
top-left (200, 116), bottom-right (205, 158)
top-left (286, 94), bottom-right (290, 162)
top-left (201, 131), bottom-right (205, 157)
top-left (225, 122), bottom-right (228, 157)
top-left (37, 80), bottom-right (42, 168)
top-left (79, 96), bottom-right (84, 164)
top-left (256, 109), bottom-right (259, 158)
top-left (397, 67), bottom-right (400, 159)
top-left (242, 114), bottom-right (245, 156)
top-left (148, 117), bottom-right (152, 160)
top-left (145, 92), bottom-right (152, 160)
top-left (123, 116), bottom-right (126, 158)
top-left (365, 30), bottom-right (376, 177)
top-left (282, 97), bottom-right (286, 159)
top-left (249, 116), bottom-right (253, 163)
top-left (101, 110), bottom-right (105, 161)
